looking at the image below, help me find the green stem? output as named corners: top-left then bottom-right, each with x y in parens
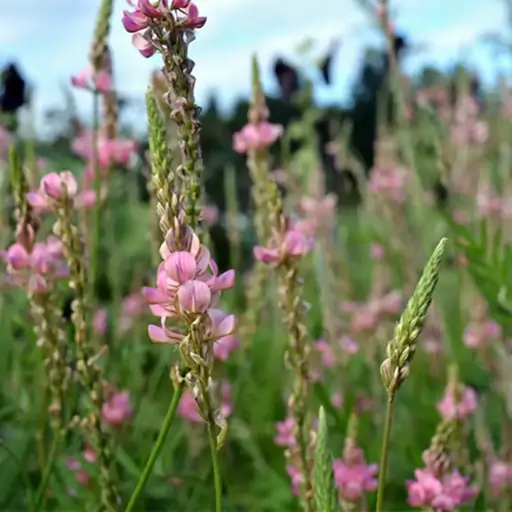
top-left (90, 90), bottom-right (101, 299)
top-left (207, 420), bottom-right (222, 512)
top-left (35, 435), bottom-right (60, 511)
top-left (124, 382), bottom-right (185, 512)
top-left (376, 393), bottom-right (395, 512)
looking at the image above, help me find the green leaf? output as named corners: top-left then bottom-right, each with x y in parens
top-left (313, 407), bottom-right (339, 512)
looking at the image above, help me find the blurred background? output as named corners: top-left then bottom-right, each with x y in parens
top-left (2, 0), bottom-right (510, 135)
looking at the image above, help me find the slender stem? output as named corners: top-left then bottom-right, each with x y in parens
top-left (35, 435), bottom-right (60, 511)
top-left (207, 420), bottom-right (222, 512)
top-left (376, 392), bottom-right (395, 512)
top-left (124, 382), bottom-right (185, 512)
top-left (90, 90), bottom-right (101, 298)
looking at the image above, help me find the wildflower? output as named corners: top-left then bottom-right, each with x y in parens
top-left (463, 319), bottom-right (502, 349)
top-left (339, 335), bottom-right (359, 355)
top-left (331, 392), bottom-right (344, 408)
top-left (71, 66), bottom-right (112, 93)
top-left (274, 417), bottom-right (296, 448)
top-left (370, 243), bottom-right (385, 260)
top-left (314, 339), bottom-right (336, 367)
top-left (368, 164), bottom-right (409, 204)
top-left (213, 334), bottom-right (239, 361)
top-left (93, 309), bottom-right (109, 336)
top-left (253, 229), bottom-right (313, 265)
top-left (233, 122), bottom-right (283, 153)
top-left (101, 391), bottom-right (134, 427)
top-left (333, 445), bottom-right (378, 503)
top-left (407, 468), bottom-right (478, 511)
top-left (437, 385), bottom-right (477, 421)
top-left (488, 458), bottom-right (512, 498)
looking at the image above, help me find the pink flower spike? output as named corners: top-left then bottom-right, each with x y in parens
top-left (177, 280), bottom-right (212, 313)
top-left (132, 32), bottom-right (156, 57)
top-left (122, 9), bottom-right (149, 32)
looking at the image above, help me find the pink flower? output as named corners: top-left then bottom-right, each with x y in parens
top-left (368, 164), bottom-right (409, 204)
top-left (275, 417), bottom-right (296, 448)
top-left (407, 468), bottom-right (478, 511)
top-left (463, 319), bottom-right (501, 349)
top-left (179, 3), bottom-right (206, 29)
top-left (233, 122), bottom-right (283, 153)
top-left (71, 67), bottom-right (112, 93)
top-left (72, 132), bottom-right (138, 169)
top-left (370, 243), bottom-right (385, 260)
top-left (202, 204), bottom-right (219, 226)
top-left (339, 335), bottom-right (359, 355)
top-left (314, 339), bottom-right (336, 367)
top-left (488, 459), bottom-right (512, 498)
top-left (333, 446), bottom-right (378, 502)
top-left (287, 465), bottom-right (304, 496)
top-left (254, 229), bottom-right (313, 265)
top-left (299, 194), bottom-right (337, 220)
top-left (101, 391), bottom-right (133, 427)
top-left (331, 392), bottom-right (344, 408)
top-left (213, 334), bottom-right (239, 361)
top-left (27, 172), bottom-right (77, 209)
top-left (93, 309), bottom-right (108, 336)
top-left (437, 385), bottom-right (477, 420)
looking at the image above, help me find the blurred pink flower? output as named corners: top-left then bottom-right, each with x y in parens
top-left (370, 243), bottom-right (385, 260)
top-left (202, 204), bottom-right (219, 226)
top-left (437, 385), bottom-right (477, 420)
top-left (233, 122), bottom-right (283, 153)
top-left (333, 445), bottom-right (378, 502)
top-left (101, 391), bottom-right (133, 427)
top-left (339, 335), bottom-right (359, 355)
top-left (314, 339), bottom-right (336, 367)
top-left (71, 66), bottom-right (112, 93)
top-left (407, 468), bottom-right (478, 511)
top-left (331, 392), bottom-right (344, 408)
top-left (254, 229), bottom-right (313, 265)
top-left (275, 417), bottom-right (296, 447)
top-left (178, 382), bottom-right (232, 423)
top-left (93, 309), bottom-right (108, 336)
top-left (488, 459), bottom-right (512, 498)
top-left (463, 319), bottom-right (501, 349)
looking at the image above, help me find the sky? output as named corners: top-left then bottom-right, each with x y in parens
top-left (1, 0), bottom-right (510, 132)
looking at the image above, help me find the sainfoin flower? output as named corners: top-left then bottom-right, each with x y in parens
top-left (233, 122), bottom-right (283, 153)
top-left (122, 1), bottom-right (206, 58)
top-left (407, 468), bottom-right (478, 511)
top-left (213, 334), bottom-right (239, 361)
top-left (274, 417), bottom-right (296, 448)
top-left (2, 237), bottom-right (69, 294)
top-left (436, 385), bottom-right (477, 420)
top-left (27, 172), bottom-right (103, 213)
top-left (488, 458), bottom-right (512, 498)
top-left (101, 391), bottom-right (134, 427)
top-left (333, 445), bottom-right (378, 502)
top-left (253, 229), bottom-right (313, 265)
top-left (144, 225), bottom-right (236, 344)
top-left (71, 66), bottom-right (112, 93)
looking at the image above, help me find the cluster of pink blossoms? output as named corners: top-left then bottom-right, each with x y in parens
top-left (332, 445), bottom-right (378, 504)
top-left (407, 468), bottom-right (478, 511)
top-left (67, 446), bottom-right (97, 493)
top-left (436, 384), bottom-right (478, 421)
top-left (122, 0), bottom-right (206, 58)
top-left (143, 225), bottom-right (236, 344)
top-left (2, 236), bottom-right (68, 294)
top-left (27, 171), bottom-right (103, 214)
top-left (476, 187), bottom-right (512, 219)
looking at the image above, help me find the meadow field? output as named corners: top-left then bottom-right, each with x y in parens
top-left (1, 1), bottom-right (512, 511)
